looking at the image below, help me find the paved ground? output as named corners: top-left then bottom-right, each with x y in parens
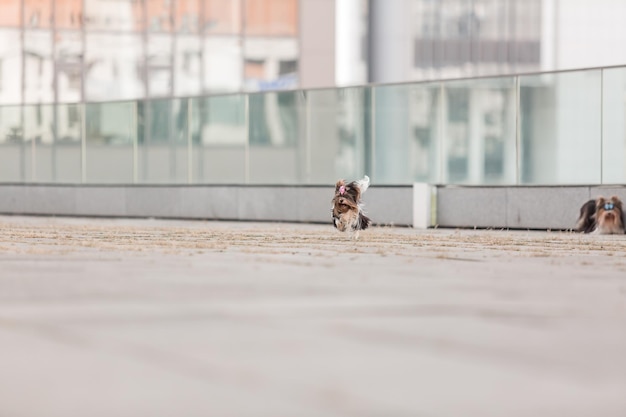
top-left (0, 215), bottom-right (625, 417)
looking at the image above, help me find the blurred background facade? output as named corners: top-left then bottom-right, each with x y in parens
top-left (1, 0), bottom-right (626, 185)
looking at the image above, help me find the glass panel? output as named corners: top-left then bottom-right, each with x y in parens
top-left (174, 35), bottom-right (201, 97)
top-left (23, 104), bottom-right (54, 144)
top-left (245, 0), bottom-right (298, 36)
top-left (203, 0), bottom-right (241, 34)
top-left (520, 70), bottom-right (602, 184)
top-left (373, 83), bottom-right (441, 184)
top-left (0, 105), bottom-right (27, 182)
top-left (56, 31), bottom-right (83, 103)
top-left (0, 0), bottom-right (20, 27)
top-left (24, 31), bottom-right (54, 104)
top-left (409, 84), bottom-right (442, 184)
top-left (0, 30), bottom-right (22, 104)
top-left (23, 104), bottom-right (54, 181)
top-left (138, 99), bottom-right (189, 183)
top-left (193, 95), bottom-right (246, 183)
top-left (56, 0), bottom-right (83, 30)
top-left (85, 0), bottom-right (142, 31)
top-left (85, 101), bottom-right (136, 183)
top-left (371, 85), bottom-right (401, 184)
top-left (57, 104), bottom-right (82, 141)
top-left (52, 104), bottom-right (83, 183)
top-left (85, 33), bottom-right (144, 101)
top-left (46, 103), bottom-right (82, 183)
top-left (308, 87), bottom-right (369, 184)
top-left (248, 90), bottom-right (304, 184)
top-left (25, 0), bottom-right (53, 29)
top-left (441, 77), bottom-right (516, 184)
top-left (243, 38), bottom-right (298, 91)
top-left (176, 0), bottom-right (200, 33)
top-left (602, 68), bottom-right (626, 184)
top-left (147, 0), bottom-right (172, 32)
top-left (372, 80), bottom-right (515, 185)
top-left (147, 34), bottom-right (172, 97)
top-left (203, 37), bottom-right (242, 93)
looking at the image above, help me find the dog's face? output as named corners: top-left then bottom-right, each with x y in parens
top-left (595, 196), bottom-right (625, 234)
top-left (332, 180), bottom-right (360, 215)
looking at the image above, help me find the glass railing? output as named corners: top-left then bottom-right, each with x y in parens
top-left (2, 65), bottom-right (626, 185)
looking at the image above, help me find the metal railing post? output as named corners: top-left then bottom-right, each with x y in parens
top-left (187, 98), bottom-right (193, 184)
top-left (244, 94), bottom-right (250, 184)
top-left (81, 102), bottom-right (87, 183)
top-left (600, 68), bottom-right (604, 184)
top-left (515, 75), bottom-right (521, 185)
top-left (132, 101), bottom-right (138, 184)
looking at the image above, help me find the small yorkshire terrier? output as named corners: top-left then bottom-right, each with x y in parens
top-left (575, 195), bottom-right (625, 234)
top-left (331, 175), bottom-right (372, 238)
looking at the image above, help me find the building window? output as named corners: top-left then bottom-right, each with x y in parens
top-left (278, 59), bottom-right (297, 76)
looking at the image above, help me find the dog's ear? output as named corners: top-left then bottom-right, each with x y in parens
top-left (610, 196), bottom-right (623, 208)
top-left (335, 179), bottom-right (345, 191)
top-left (596, 197), bottom-right (606, 210)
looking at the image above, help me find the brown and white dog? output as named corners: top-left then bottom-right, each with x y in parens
top-left (575, 196), bottom-right (625, 234)
top-left (332, 175), bottom-right (372, 238)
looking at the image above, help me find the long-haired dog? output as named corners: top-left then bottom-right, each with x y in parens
top-left (332, 175), bottom-right (372, 238)
top-left (575, 195), bottom-right (625, 234)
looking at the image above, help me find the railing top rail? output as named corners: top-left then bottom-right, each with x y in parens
top-left (2, 63), bottom-right (626, 108)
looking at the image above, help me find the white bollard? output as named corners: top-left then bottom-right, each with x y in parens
top-left (413, 183), bottom-right (436, 229)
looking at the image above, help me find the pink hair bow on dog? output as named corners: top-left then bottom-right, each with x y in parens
top-left (339, 185), bottom-right (346, 195)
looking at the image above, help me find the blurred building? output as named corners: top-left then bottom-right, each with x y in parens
top-left (0, 0), bottom-right (303, 105)
top-left (2, 0), bottom-right (626, 105)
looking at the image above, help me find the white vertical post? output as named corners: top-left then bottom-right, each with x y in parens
top-left (413, 183), bottom-right (435, 229)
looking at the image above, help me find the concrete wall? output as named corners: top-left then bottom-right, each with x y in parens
top-left (437, 185), bottom-right (626, 230)
top-left (2, 184), bottom-right (625, 230)
top-left (0, 184), bottom-right (411, 226)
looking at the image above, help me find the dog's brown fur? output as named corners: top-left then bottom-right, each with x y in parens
top-left (576, 195), bottom-right (625, 234)
top-left (331, 177), bottom-right (371, 233)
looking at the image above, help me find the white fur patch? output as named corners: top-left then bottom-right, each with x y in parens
top-left (356, 175), bottom-right (370, 194)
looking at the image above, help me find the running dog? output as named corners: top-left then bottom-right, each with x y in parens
top-left (331, 175), bottom-right (372, 238)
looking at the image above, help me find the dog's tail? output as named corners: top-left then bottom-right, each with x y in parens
top-left (356, 175), bottom-right (370, 194)
top-left (357, 212), bottom-right (372, 230)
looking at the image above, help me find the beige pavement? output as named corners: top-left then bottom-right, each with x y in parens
top-left (1, 215), bottom-right (625, 417)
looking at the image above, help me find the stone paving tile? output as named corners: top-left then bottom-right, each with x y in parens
top-left (0, 216), bottom-right (625, 417)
